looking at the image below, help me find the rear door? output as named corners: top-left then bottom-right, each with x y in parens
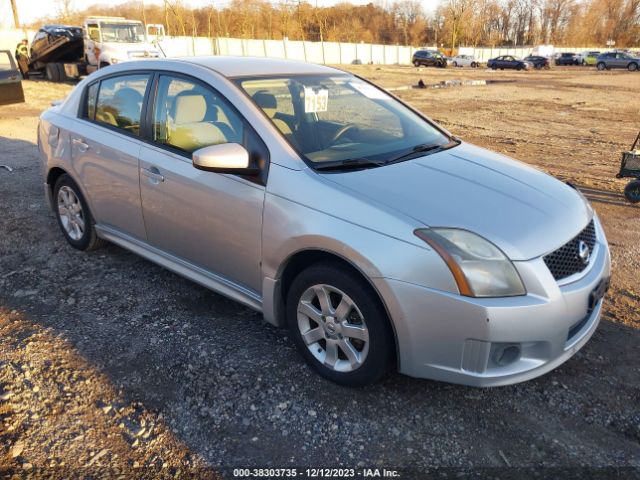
top-left (0, 50), bottom-right (25, 106)
top-left (70, 72), bottom-right (151, 240)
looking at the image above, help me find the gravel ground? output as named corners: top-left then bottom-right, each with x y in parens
top-left (0, 68), bottom-right (639, 476)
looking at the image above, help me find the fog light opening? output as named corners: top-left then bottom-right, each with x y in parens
top-left (493, 344), bottom-right (521, 367)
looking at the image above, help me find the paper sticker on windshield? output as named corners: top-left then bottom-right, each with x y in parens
top-left (304, 87), bottom-right (329, 113)
top-left (349, 81), bottom-right (390, 100)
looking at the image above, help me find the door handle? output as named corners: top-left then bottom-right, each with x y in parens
top-left (71, 137), bottom-right (89, 152)
top-left (141, 166), bottom-right (165, 183)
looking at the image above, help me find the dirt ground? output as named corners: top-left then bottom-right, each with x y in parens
top-left (0, 66), bottom-right (639, 477)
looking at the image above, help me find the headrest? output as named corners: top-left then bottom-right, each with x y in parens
top-left (174, 94), bottom-right (206, 124)
top-left (252, 90), bottom-right (277, 118)
top-left (113, 87), bottom-right (143, 106)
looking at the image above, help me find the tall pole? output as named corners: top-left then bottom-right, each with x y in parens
top-left (141, 0), bottom-right (147, 27)
top-left (10, 0), bottom-right (21, 28)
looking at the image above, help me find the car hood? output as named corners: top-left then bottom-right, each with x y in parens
top-left (322, 142), bottom-right (592, 261)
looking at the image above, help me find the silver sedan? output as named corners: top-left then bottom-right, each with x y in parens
top-left (38, 57), bottom-right (611, 386)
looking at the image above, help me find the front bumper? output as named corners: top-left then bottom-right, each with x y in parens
top-left (374, 218), bottom-right (611, 387)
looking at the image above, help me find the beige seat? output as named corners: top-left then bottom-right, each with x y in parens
top-left (168, 93), bottom-right (226, 152)
top-left (252, 91), bottom-right (297, 147)
top-left (96, 109), bottom-right (117, 126)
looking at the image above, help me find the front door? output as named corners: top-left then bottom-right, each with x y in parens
top-left (138, 73), bottom-right (267, 293)
top-left (0, 51), bottom-right (24, 106)
top-left (71, 72), bottom-right (151, 240)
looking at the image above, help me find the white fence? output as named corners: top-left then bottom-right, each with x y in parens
top-left (155, 36), bottom-right (418, 65)
top-left (0, 27), bottom-right (617, 65)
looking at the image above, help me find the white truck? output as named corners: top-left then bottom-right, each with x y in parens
top-left (83, 16), bottom-right (164, 68)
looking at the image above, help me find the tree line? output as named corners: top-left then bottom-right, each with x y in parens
top-left (45, 0), bottom-right (639, 48)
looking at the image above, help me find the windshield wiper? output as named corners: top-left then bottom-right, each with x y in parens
top-left (314, 157), bottom-right (384, 172)
top-left (384, 140), bottom-right (460, 166)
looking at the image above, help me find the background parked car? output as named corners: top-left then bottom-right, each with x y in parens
top-left (555, 52), bottom-right (580, 65)
top-left (412, 50), bottom-right (447, 68)
top-left (451, 54), bottom-right (481, 67)
top-left (487, 55), bottom-right (532, 70)
top-left (596, 51), bottom-right (640, 71)
top-left (523, 55), bottom-right (550, 69)
top-left (577, 51), bottom-right (600, 65)
top-left (583, 53), bottom-right (600, 66)
top-left (0, 50), bottom-right (25, 106)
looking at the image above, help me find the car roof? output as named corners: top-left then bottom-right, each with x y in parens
top-left (173, 56), bottom-right (342, 78)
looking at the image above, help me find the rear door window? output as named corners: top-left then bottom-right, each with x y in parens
top-left (94, 74), bottom-right (150, 136)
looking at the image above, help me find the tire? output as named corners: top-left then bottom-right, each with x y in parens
top-left (413, 60), bottom-right (420, 67)
top-left (452, 61), bottom-right (458, 67)
top-left (628, 63), bottom-right (638, 72)
top-left (56, 63), bottom-right (67, 81)
top-left (624, 180), bottom-right (640, 204)
top-left (597, 62), bottom-right (606, 71)
top-left (53, 174), bottom-right (106, 251)
top-left (491, 65), bottom-right (497, 70)
top-left (286, 263), bottom-right (394, 387)
top-left (471, 62), bottom-right (476, 68)
top-left (99, 61), bottom-right (110, 69)
top-left (45, 63), bottom-right (60, 82)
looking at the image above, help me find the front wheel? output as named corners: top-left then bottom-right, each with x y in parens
top-left (413, 60), bottom-right (420, 67)
top-left (597, 62), bottom-right (606, 71)
top-left (628, 63), bottom-right (638, 72)
top-left (624, 180), bottom-right (640, 203)
top-left (286, 263), bottom-right (394, 386)
top-left (54, 174), bottom-right (106, 251)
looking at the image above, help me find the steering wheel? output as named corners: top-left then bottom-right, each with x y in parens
top-left (330, 124), bottom-right (360, 144)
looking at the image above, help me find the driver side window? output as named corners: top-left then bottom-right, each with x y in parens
top-left (152, 75), bottom-right (244, 153)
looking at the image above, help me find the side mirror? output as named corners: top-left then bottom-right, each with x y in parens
top-left (192, 143), bottom-right (259, 175)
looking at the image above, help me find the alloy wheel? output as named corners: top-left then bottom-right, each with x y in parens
top-left (297, 284), bottom-right (370, 373)
top-left (57, 185), bottom-right (85, 241)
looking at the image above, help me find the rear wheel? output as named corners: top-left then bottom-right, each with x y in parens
top-left (286, 263), bottom-right (394, 386)
top-left (628, 63), bottom-right (638, 72)
top-left (413, 60), bottom-right (420, 67)
top-left (471, 62), bottom-right (476, 68)
top-left (597, 62), bottom-right (606, 71)
top-left (624, 180), bottom-right (640, 204)
top-left (55, 63), bottom-right (66, 81)
top-left (53, 174), bottom-right (106, 251)
top-left (45, 63), bottom-right (61, 82)
top-left (452, 61), bottom-right (458, 67)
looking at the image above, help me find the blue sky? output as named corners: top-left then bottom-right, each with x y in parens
top-left (2, 0), bottom-right (438, 28)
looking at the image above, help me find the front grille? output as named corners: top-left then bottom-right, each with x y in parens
top-left (543, 220), bottom-right (596, 281)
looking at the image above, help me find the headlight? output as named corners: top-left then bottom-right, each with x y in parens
top-left (111, 58), bottom-right (120, 64)
top-left (415, 228), bottom-right (526, 297)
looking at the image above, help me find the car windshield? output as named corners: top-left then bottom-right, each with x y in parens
top-left (100, 22), bottom-right (145, 43)
top-left (235, 74), bottom-right (453, 168)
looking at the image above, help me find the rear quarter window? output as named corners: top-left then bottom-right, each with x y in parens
top-left (84, 82), bottom-right (98, 120)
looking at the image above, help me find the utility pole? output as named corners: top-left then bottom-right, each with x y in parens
top-left (10, 0), bottom-right (21, 28)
